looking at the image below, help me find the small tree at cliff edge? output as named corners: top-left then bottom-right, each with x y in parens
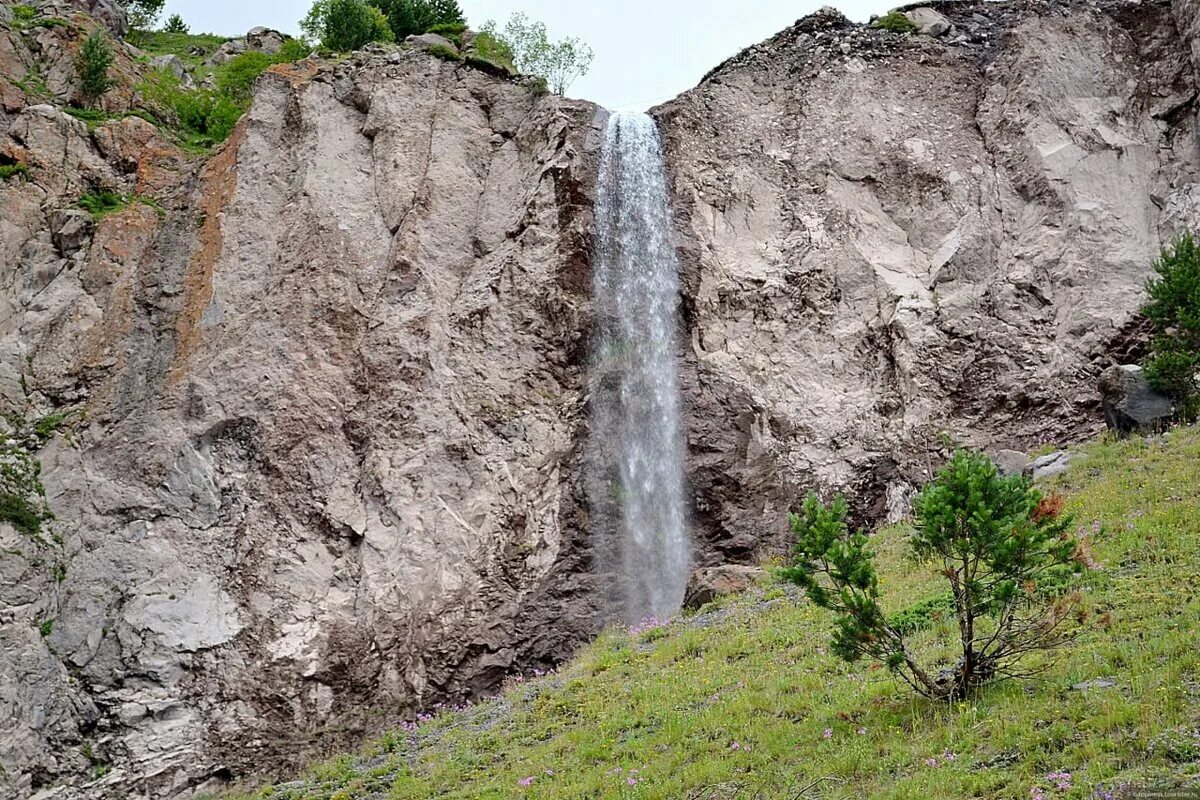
top-left (1143, 231), bottom-right (1200, 420)
top-left (782, 450), bottom-right (1087, 700)
top-left (301, 0), bottom-right (394, 51)
top-left (480, 12), bottom-right (594, 95)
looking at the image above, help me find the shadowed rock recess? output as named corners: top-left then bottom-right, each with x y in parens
top-left (1, 0), bottom-right (1198, 796)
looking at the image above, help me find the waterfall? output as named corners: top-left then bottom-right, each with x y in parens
top-left (589, 112), bottom-right (690, 625)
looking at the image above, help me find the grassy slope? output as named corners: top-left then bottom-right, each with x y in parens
top-left (234, 427), bottom-right (1200, 800)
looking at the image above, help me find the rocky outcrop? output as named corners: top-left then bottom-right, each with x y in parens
top-left (682, 565), bottom-right (766, 609)
top-left (655, 0), bottom-right (1200, 553)
top-left (1099, 364), bottom-right (1175, 434)
top-left (1, 40), bottom-right (603, 797)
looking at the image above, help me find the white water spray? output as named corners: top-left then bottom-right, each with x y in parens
top-left (589, 112), bottom-right (690, 624)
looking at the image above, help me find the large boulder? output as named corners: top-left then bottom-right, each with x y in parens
top-left (904, 7), bottom-right (953, 37)
top-left (149, 54), bottom-right (192, 87)
top-left (247, 26), bottom-right (288, 55)
top-left (1099, 365), bottom-right (1175, 435)
top-left (405, 32), bottom-right (457, 51)
top-left (994, 449), bottom-right (1031, 477)
top-left (1025, 451), bottom-right (1072, 480)
top-left (69, 0), bottom-right (129, 37)
top-left (683, 565), bottom-right (766, 609)
top-left (209, 37), bottom-right (247, 65)
top-left (49, 208), bottom-right (94, 255)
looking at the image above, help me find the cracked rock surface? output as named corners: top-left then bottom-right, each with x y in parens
top-left (2, 43), bottom-right (603, 798)
top-left (656, 0), bottom-right (1200, 550)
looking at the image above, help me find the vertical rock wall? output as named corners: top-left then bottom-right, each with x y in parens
top-left (2, 45), bottom-right (603, 797)
top-left (655, 0), bottom-right (1200, 555)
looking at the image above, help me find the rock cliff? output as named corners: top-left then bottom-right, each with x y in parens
top-left (1, 0), bottom-right (1199, 796)
top-left (656, 0), bottom-right (1200, 551)
top-left (2, 17), bottom-right (602, 796)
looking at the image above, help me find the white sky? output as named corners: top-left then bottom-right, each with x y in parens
top-left (161, 1), bottom-right (896, 110)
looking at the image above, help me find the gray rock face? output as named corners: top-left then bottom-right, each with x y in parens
top-left (1177, 0), bottom-right (1200, 82)
top-left (1, 52), bottom-right (603, 798)
top-left (1099, 364), bottom-right (1175, 435)
top-left (49, 208), bottom-right (93, 254)
top-left (654, 0), bottom-right (1200, 547)
top-left (67, 0), bottom-right (128, 37)
top-left (209, 37), bottom-right (247, 65)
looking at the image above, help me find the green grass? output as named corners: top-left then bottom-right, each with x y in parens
top-left (0, 163), bottom-right (30, 181)
top-left (77, 190), bottom-right (130, 218)
top-left (426, 43), bottom-right (464, 62)
top-left (226, 427), bottom-right (1200, 799)
top-left (12, 68), bottom-right (52, 102)
top-left (63, 106), bottom-right (163, 129)
top-left (133, 30), bottom-right (231, 70)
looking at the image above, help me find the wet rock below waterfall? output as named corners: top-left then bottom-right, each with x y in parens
top-left (683, 565), bottom-right (767, 610)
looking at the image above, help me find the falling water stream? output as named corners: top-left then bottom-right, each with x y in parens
top-left (589, 112), bottom-right (690, 624)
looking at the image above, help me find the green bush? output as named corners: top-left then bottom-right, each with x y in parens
top-left (300, 0), bottom-right (394, 52)
top-left (1, 438), bottom-right (52, 537)
top-left (1143, 232), bottom-right (1200, 420)
top-left (471, 29), bottom-right (515, 71)
top-left (77, 29), bottom-right (115, 106)
top-left (216, 51), bottom-right (274, 104)
top-left (479, 13), bottom-right (593, 95)
top-left (163, 13), bottom-right (188, 33)
top-left (872, 11), bottom-right (918, 33)
top-left (275, 37), bottom-right (315, 62)
top-left (782, 452), bottom-right (1084, 700)
top-left (139, 69), bottom-right (243, 145)
top-left (31, 16), bottom-right (71, 29)
top-left (427, 21), bottom-right (467, 38)
top-left (11, 4), bottom-right (37, 28)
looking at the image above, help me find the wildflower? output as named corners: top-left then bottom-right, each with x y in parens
top-left (823, 728), bottom-right (833, 739)
top-left (627, 777), bottom-right (639, 786)
top-left (1031, 788), bottom-right (1046, 800)
top-left (941, 751), bottom-right (956, 762)
top-left (856, 727), bottom-right (867, 735)
top-left (924, 757), bottom-right (939, 767)
top-left (1046, 771), bottom-right (1072, 791)
top-left (729, 741), bottom-right (741, 750)
top-left (545, 769), bottom-right (555, 776)
top-left (518, 776), bottom-right (535, 787)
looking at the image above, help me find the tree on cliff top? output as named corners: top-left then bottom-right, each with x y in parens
top-left (480, 13), bottom-right (594, 95)
top-left (783, 451), bottom-right (1087, 700)
top-left (301, 0), bottom-right (394, 51)
top-left (371, 0), bottom-right (465, 40)
top-left (119, 0), bottom-right (165, 33)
